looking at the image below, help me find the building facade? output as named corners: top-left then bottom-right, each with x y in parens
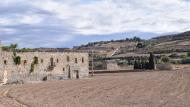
top-left (0, 47), bottom-right (89, 84)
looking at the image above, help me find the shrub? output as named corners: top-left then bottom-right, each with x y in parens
top-left (180, 54), bottom-right (188, 59)
top-left (136, 42), bottom-right (145, 48)
top-left (29, 56), bottom-right (39, 74)
top-left (188, 52), bottom-right (190, 57)
top-left (14, 56), bottom-right (21, 65)
top-left (30, 63), bottom-right (35, 74)
top-left (161, 56), bottom-right (170, 63)
top-left (12, 52), bottom-right (21, 65)
top-left (33, 56), bottom-right (38, 64)
top-left (181, 58), bottom-right (190, 64)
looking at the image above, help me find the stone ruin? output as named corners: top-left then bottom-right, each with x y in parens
top-left (0, 47), bottom-right (89, 85)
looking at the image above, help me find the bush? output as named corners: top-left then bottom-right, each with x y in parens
top-left (181, 58), bottom-right (190, 64)
top-left (33, 56), bottom-right (38, 64)
top-left (12, 52), bottom-right (21, 65)
top-left (29, 56), bottom-right (39, 74)
top-left (161, 56), bottom-right (170, 63)
top-left (136, 42), bottom-right (145, 48)
top-left (187, 52), bottom-right (190, 57)
top-left (180, 54), bottom-right (188, 59)
top-left (14, 56), bottom-right (21, 65)
top-left (30, 63), bottom-right (35, 74)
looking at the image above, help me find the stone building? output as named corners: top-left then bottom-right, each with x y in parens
top-left (0, 46), bottom-right (89, 84)
top-left (106, 60), bottom-right (119, 70)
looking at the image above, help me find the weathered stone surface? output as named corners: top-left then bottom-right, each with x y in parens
top-left (0, 52), bottom-right (89, 84)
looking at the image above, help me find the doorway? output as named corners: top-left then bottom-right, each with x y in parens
top-left (50, 58), bottom-right (54, 66)
top-left (75, 70), bottom-right (79, 79)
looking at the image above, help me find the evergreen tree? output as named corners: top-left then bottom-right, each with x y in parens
top-left (149, 53), bottom-right (155, 70)
top-left (134, 60), bottom-right (138, 69)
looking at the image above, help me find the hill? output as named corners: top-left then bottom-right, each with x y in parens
top-left (148, 31), bottom-right (190, 53)
top-left (74, 31), bottom-right (190, 56)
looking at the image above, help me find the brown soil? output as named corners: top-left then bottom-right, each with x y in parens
top-left (0, 68), bottom-right (190, 107)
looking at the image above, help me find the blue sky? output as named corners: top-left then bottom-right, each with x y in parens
top-left (1, 0), bottom-right (190, 48)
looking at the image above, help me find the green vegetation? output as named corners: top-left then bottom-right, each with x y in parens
top-left (136, 42), bottom-right (145, 48)
top-left (134, 53), bottom-right (155, 70)
top-left (33, 56), bottom-right (39, 64)
top-left (10, 47), bottom-right (21, 65)
top-left (30, 63), bottom-right (35, 74)
top-left (149, 53), bottom-right (155, 69)
top-left (29, 56), bottom-right (39, 74)
top-left (2, 44), bottom-right (18, 51)
top-left (80, 36), bottom-right (144, 48)
top-left (181, 58), bottom-right (190, 64)
top-left (161, 56), bottom-right (170, 63)
top-left (180, 54), bottom-right (188, 59)
top-left (188, 52), bottom-right (190, 57)
top-left (2, 44), bottom-right (34, 52)
top-left (18, 48), bottom-right (33, 52)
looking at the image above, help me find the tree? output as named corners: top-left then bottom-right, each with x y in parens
top-left (134, 60), bottom-right (138, 69)
top-left (136, 42), bottom-right (145, 48)
top-left (132, 36), bottom-right (142, 42)
top-left (2, 43), bottom-right (18, 52)
top-left (149, 53), bottom-right (155, 70)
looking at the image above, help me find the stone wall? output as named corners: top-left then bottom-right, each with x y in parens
top-left (0, 52), bottom-right (89, 84)
top-left (106, 60), bottom-right (119, 70)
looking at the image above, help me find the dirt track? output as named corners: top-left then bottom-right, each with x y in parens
top-left (0, 68), bottom-right (190, 107)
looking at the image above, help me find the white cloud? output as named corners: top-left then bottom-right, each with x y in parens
top-left (30, 0), bottom-right (190, 35)
top-left (1, 0), bottom-right (190, 47)
top-left (20, 15), bottom-right (43, 25)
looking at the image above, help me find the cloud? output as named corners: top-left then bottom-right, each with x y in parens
top-left (1, 0), bottom-right (190, 47)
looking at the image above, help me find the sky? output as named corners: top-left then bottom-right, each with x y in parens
top-left (1, 0), bottom-right (190, 48)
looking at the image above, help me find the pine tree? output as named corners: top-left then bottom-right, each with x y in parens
top-left (134, 60), bottom-right (137, 69)
top-left (149, 53), bottom-right (155, 70)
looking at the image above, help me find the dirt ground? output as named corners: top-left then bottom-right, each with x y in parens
top-left (0, 68), bottom-right (190, 107)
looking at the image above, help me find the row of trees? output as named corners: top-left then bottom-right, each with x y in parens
top-left (134, 53), bottom-right (155, 70)
top-left (83, 37), bottom-right (143, 47)
top-left (2, 44), bottom-right (33, 52)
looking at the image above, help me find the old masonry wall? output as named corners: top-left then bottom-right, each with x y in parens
top-left (0, 52), bottom-right (89, 84)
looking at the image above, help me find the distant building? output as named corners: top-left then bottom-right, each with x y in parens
top-left (106, 60), bottom-right (119, 70)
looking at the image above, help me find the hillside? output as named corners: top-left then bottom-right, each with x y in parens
top-left (74, 31), bottom-right (190, 56)
top-left (148, 31), bottom-right (190, 53)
